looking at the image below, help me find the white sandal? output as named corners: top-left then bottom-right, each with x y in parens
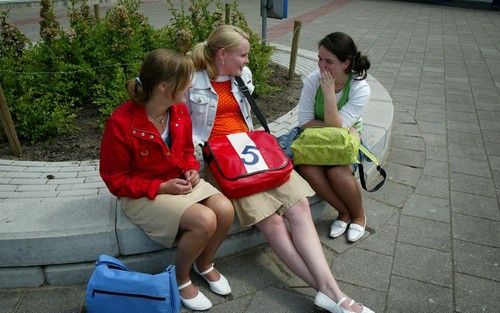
top-left (178, 280), bottom-right (212, 311)
top-left (193, 263), bottom-right (232, 296)
top-left (348, 299), bottom-right (375, 313)
top-left (314, 292), bottom-right (353, 313)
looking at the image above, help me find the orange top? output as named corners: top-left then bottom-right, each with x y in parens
top-left (209, 79), bottom-right (249, 140)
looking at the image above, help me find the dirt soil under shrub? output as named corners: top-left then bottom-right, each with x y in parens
top-left (0, 63), bottom-right (303, 161)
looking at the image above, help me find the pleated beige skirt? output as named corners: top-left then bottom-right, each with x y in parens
top-left (205, 169), bottom-right (315, 227)
top-left (120, 179), bottom-right (220, 248)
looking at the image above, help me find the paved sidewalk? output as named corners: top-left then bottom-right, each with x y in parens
top-left (1, 1), bottom-right (499, 313)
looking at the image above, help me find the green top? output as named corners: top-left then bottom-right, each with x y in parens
top-left (314, 73), bottom-right (362, 131)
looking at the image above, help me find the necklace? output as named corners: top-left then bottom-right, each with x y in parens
top-left (148, 112), bottom-right (166, 125)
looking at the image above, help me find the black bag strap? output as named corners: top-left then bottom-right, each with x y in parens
top-left (358, 145), bottom-right (386, 192)
top-left (235, 76), bottom-right (270, 133)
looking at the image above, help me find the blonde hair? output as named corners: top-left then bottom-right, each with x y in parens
top-left (126, 49), bottom-right (194, 104)
top-left (190, 25), bottom-right (249, 80)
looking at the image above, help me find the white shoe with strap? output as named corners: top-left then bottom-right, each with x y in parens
top-left (314, 292), bottom-right (354, 313)
top-left (193, 263), bottom-right (232, 296)
top-left (178, 280), bottom-right (212, 311)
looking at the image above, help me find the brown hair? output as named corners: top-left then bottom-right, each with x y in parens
top-left (190, 25), bottom-right (249, 80)
top-left (126, 49), bottom-right (194, 103)
top-left (319, 32), bottom-right (370, 80)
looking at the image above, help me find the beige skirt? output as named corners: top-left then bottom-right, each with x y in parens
top-left (120, 179), bottom-right (220, 248)
top-left (205, 169), bottom-right (315, 227)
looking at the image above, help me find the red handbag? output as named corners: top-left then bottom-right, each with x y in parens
top-left (203, 130), bottom-right (293, 198)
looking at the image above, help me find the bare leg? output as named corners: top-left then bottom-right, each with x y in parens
top-left (259, 199), bottom-right (362, 312)
top-left (297, 165), bottom-right (350, 222)
top-left (326, 166), bottom-right (365, 225)
top-left (256, 213), bottom-right (317, 288)
top-left (196, 193), bottom-right (234, 281)
top-left (284, 199), bottom-right (347, 306)
top-left (176, 203), bottom-right (217, 298)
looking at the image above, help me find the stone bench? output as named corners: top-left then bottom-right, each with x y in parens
top-left (0, 46), bottom-right (393, 288)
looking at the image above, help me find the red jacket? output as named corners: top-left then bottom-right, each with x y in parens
top-left (100, 100), bottom-right (200, 200)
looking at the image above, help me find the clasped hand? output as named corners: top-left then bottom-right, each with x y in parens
top-left (158, 170), bottom-right (201, 195)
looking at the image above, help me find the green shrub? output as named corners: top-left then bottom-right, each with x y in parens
top-left (0, 0), bottom-right (276, 142)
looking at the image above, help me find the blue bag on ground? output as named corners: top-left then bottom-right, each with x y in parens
top-left (85, 255), bottom-right (181, 313)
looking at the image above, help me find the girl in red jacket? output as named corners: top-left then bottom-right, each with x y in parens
top-left (100, 49), bottom-right (234, 311)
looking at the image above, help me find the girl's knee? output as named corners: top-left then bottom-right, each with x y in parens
top-left (209, 194), bottom-right (234, 220)
top-left (291, 198), bottom-right (310, 213)
top-left (257, 213), bottom-right (284, 232)
top-left (193, 208), bottom-right (217, 236)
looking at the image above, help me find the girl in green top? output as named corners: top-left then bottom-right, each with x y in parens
top-left (297, 32), bottom-right (371, 244)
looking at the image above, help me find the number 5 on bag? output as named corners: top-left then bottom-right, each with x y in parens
top-left (203, 130), bottom-right (293, 199)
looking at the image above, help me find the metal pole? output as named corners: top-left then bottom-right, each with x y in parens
top-left (94, 4), bottom-right (100, 20)
top-left (225, 3), bottom-right (230, 25)
top-left (288, 20), bottom-right (302, 81)
top-left (261, 0), bottom-right (267, 45)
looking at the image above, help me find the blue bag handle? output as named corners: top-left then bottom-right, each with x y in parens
top-left (96, 255), bottom-right (128, 271)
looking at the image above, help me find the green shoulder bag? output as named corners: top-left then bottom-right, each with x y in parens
top-left (291, 127), bottom-right (360, 165)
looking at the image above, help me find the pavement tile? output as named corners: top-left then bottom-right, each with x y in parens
top-left (452, 213), bottom-right (499, 247)
top-left (0, 289), bottom-right (23, 313)
top-left (386, 275), bottom-right (453, 313)
top-left (455, 273), bottom-right (500, 313)
top-left (385, 162), bottom-right (422, 186)
top-left (416, 103), bottom-right (446, 114)
top-left (417, 121), bottom-right (447, 135)
top-left (357, 224), bottom-right (398, 256)
top-left (393, 111), bottom-right (415, 124)
top-left (422, 132), bottom-right (446, 147)
top-left (477, 110), bottom-right (500, 121)
top-left (485, 141), bottom-right (500, 156)
top-left (210, 247), bottom-right (288, 299)
top-left (425, 145), bottom-right (448, 161)
top-left (493, 169), bottom-right (500, 189)
top-left (245, 287), bottom-right (313, 313)
top-left (418, 94), bottom-right (446, 106)
top-left (414, 110), bottom-right (445, 123)
top-left (446, 110), bottom-right (477, 123)
top-left (483, 130), bottom-right (500, 144)
top-left (388, 147), bottom-right (425, 168)
top-left (450, 172), bottom-right (495, 197)
top-left (363, 180), bottom-right (414, 208)
top-left (415, 175), bottom-right (449, 199)
top-left (360, 197), bottom-right (400, 231)
top-left (391, 122), bottom-right (421, 137)
top-left (14, 285), bottom-right (85, 313)
top-left (423, 159), bottom-right (449, 179)
top-left (390, 134), bottom-right (425, 151)
top-left (447, 120), bottom-right (482, 134)
top-left (207, 294), bottom-right (253, 313)
top-left (402, 193), bottom-right (450, 222)
top-left (449, 156), bottom-right (492, 178)
top-left (333, 248), bottom-right (392, 292)
top-left (448, 130), bottom-right (484, 147)
top-left (398, 215), bottom-right (451, 252)
top-left (448, 142), bottom-right (488, 161)
top-left (446, 102), bottom-right (477, 113)
top-left (392, 242), bottom-right (452, 287)
top-left (453, 240), bottom-right (500, 282)
top-left (451, 191), bottom-right (500, 220)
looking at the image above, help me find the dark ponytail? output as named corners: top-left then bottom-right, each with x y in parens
top-left (319, 32), bottom-right (370, 80)
top-left (351, 51), bottom-right (370, 80)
